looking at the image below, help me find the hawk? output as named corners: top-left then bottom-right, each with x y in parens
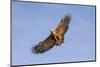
top-left (32, 15), bottom-right (71, 54)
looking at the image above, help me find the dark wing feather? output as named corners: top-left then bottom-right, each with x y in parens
top-left (32, 33), bottom-right (55, 54)
top-left (55, 15), bottom-right (71, 36)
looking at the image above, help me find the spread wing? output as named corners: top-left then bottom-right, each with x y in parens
top-left (32, 33), bottom-right (55, 54)
top-left (55, 15), bottom-right (71, 36)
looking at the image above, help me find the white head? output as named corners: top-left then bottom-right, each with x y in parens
top-left (50, 29), bottom-right (54, 34)
top-left (51, 29), bottom-right (57, 35)
top-left (51, 29), bottom-right (54, 31)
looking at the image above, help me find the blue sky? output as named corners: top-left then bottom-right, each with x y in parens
top-left (12, 1), bottom-right (96, 65)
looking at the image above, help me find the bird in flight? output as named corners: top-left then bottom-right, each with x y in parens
top-left (32, 15), bottom-right (71, 54)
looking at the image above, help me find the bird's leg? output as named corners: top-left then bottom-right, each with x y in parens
top-left (52, 29), bottom-right (62, 45)
top-left (55, 35), bottom-right (64, 46)
top-left (57, 36), bottom-right (63, 46)
top-left (52, 29), bottom-right (60, 45)
top-left (54, 35), bottom-right (60, 45)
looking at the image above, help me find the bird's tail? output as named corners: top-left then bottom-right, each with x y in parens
top-left (32, 42), bottom-right (54, 54)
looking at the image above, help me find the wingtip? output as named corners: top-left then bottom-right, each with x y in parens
top-left (64, 14), bottom-right (71, 19)
top-left (31, 43), bottom-right (46, 54)
top-left (64, 14), bottom-right (71, 23)
top-left (64, 13), bottom-right (71, 17)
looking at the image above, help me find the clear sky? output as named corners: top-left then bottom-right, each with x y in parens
top-left (12, 1), bottom-right (96, 65)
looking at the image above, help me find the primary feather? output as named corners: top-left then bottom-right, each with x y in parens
top-left (32, 32), bottom-right (55, 54)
